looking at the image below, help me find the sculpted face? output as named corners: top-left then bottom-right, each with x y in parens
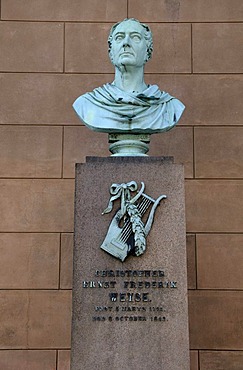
top-left (109, 20), bottom-right (148, 68)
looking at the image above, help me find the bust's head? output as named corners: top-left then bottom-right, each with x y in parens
top-left (108, 18), bottom-right (153, 68)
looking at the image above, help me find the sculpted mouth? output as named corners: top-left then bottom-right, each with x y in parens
top-left (120, 52), bottom-right (134, 56)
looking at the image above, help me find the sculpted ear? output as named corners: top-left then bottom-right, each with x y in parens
top-left (109, 50), bottom-right (114, 64)
top-left (144, 52), bottom-right (149, 64)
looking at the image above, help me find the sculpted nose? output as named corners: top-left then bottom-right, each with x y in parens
top-left (123, 35), bottom-right (131, 48)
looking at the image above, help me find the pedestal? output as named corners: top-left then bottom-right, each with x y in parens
top-left (109, 133), bottom-right (150, 156)
top-left (71, 157), bottom-right (190, 370)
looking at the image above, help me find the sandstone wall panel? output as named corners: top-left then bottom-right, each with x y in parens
top-left (186, 180), bottom-right (243, 232)
top-left (0, 350), bottom-right (56, 370)
top-left (0, 290), bottom-right (71, 348)
top-left (197, 234), bottom-right (243, 290)
top-left (0, 126), bottom-right (62, 178)
top-left (200, 351), bottom-right (243, 370)
top-left (0, 22), bottom-right (63, 72)
top-left (0, 180), bottom-right (74, 232)
top-left (0, 233), bottom-right (59, 289)
top-left (128, 0), bottom-right (243, 22)
top-left (195, 127), bottom-right (243, 178)
top-left (193, 24), bottom-right (243, 73)
top-left (189, 291), bottom-right (243, 350)
top-left (60, 233), bottom-right (73, 290)
top-left (1, 0), bottom-right (127, 21)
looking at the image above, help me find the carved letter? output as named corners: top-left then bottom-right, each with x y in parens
top-left (109, 293), bottom-right (118, 302)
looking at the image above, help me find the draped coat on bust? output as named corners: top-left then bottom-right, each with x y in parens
top-left (73, 83), bottom-right (185, 134)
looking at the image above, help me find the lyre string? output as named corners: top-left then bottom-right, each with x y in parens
top-left (119, 197), bottom-right (152, 242)
top-left (120, 199), bottom-right (151, 242)
top-left (120, 197), bottom-right (149, 241)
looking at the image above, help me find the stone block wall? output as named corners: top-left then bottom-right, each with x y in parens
top-left (0, 1), bottom-right (242, 369)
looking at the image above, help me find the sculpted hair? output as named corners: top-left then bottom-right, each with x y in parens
top-left (108, 18), bottom-right (153, 62)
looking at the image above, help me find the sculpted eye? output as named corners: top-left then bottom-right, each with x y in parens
top-left (132, 34), bottom-right (141, 41)
top-left (115, 35), bottom-right (124, 42)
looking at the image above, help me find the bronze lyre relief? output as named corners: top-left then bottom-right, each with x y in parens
top-left (101, 181), bottom-right (166, 261)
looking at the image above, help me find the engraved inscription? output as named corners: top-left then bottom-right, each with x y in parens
top-left (81, 268), bottom-right (178, 323)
